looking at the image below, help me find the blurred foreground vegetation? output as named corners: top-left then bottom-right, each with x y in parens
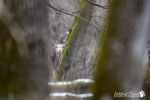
top-left (1, 0), bottom-right (150, 100)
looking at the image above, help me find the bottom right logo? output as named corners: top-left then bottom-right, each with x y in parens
top-left (139, 90), bottom-right (145, 98)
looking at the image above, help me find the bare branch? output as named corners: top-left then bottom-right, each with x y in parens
top-left (51, 0), bottom-right (105, 18)
top-left (48, 2), bottom-right (99, 31)
top-left (84, 0), bottom-right (110, 9)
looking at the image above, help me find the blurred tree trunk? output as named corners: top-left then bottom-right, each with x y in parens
top-left (93, 0), bottom-right (149, 100)
top-left (0, 0), bottom-right (52, 100)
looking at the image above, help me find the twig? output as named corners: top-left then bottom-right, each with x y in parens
top-left (84, 0), bottom-right (110, 9)
top-left (48, 2), bottom-right (99, 31)
top-left (51, 0), bottom-right (105, 18)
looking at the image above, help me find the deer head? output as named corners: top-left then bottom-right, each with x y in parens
top-left (52, 41), bottom-right (66, 54)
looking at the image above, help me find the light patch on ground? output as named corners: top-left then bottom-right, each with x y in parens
top-left (48, 78), bottom-right (94, 86)
top-left (49, 92), bottom-right (93, 98)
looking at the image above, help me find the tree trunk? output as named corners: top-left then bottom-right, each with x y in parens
top-left (93, 0), bottom-right (149, 100)
top-left (0, 0), bottom-right (52, 100)
top-left (55, 0), bottom-right (99, 81)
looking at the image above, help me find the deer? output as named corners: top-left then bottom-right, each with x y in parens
top-left (51, 31), bottom-right (69, 69)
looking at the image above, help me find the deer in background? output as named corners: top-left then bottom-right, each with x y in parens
top-left (52, 31), bottom-right (69, 68)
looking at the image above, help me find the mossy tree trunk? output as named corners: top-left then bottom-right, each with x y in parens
top-left (55, 0), bottom-right (98, 81)
top-left (0, 0), bottom-right (52, 100)
top-left (93, 0), bottom-right (149, 100)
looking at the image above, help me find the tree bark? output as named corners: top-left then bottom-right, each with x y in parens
top-left (93, 0), bottom-right (149, 100)
top-left (54, 0), bottom-right (97, 81)
top-left (0, 0), bottom-right (52, 100)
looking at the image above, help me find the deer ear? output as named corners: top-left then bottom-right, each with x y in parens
top-left (63, 43), bottom-right (66, 47)
top-left (52, 41), bottom-right (57, 47)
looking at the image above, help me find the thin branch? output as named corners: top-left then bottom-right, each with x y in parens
top-left (51, 0), bottom-right (73, 12)
top-left (51, 0), bottom-right (105, 18)
top-left (75, 11), bottom-right (105, 18)
top-left (84, 0), bottom-right (110, 9)
top-left (48, 2), bottom-right (99, 31)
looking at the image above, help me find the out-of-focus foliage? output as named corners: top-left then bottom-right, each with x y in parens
top-left (0, 21), bottom-right (19, 98)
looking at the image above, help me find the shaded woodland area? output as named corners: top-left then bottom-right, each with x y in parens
top-left (0, 0), bottom-right (150, 100)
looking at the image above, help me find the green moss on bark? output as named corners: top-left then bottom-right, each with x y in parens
top-left (54, 0), bottom-right (93, 81)
top-left (92, 0), bottom-right (135, 100)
